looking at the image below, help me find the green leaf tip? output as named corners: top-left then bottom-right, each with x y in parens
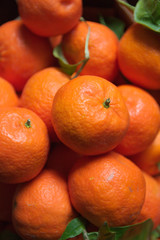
top-left (59, 217), bottom-right (87, 240)
top-left (116, 0), bottom-right (135, 12)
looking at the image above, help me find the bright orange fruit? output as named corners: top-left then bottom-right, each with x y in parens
top-left (61, 20), bottom-right (119, 82)
top-left (68, 151), bottom-right (146, 227)
top-left (51, 75), bottom-right (129, 155)
top-left (118, 23), bottom-right (160, 89)
top-left (0, 107), bottom-right (50, 184)
top-left (115, 84), bottom-right (160, 156)
top-left (17, 0), bottom-right (82, 37)
top-left (12, 168), bottom-right (77, 240)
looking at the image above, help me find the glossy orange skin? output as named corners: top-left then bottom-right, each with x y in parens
top-left (118, 23), bottom-right (160, 90)
top-left (51, 75), bottom-right (129, 155)
top-left (0, 20), bottom-right (54, 92)
top-left (12, 168), bottom-right (77, 240)
top-left (68, 151), bottom-right (146, 227)
top-left (61, 21), bottom-right (119, 82)
top-left (17, 0), bottom-right (82, 37)
top-left (0, 182), bottom-right (17, 222)
top-left (0, 107), bottom-right (50, 184)
top-left (0, 76), bottom-right (19, 107)
top-left (134, 172), bottom-right (160, 229)
top-left (115, 85), bottom-right (160, 156)
top-left (20, 67), bottom-right (70, 142)
top-left (130, 130), bottom-right (160, 176)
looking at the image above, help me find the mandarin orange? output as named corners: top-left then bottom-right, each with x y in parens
top-left (68, 151), bottom-right (146, 227)
top-left (0, 107), bottom-right (50, 184)
top-left (51, 75), bottom-right (129, 155)
top-left (12, 168), bottom-right (77, 240)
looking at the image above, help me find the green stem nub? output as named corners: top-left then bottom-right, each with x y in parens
top-left (103, 98), bottom-right (111, 109)
top-left (25, 119), bottom-right (31, 128)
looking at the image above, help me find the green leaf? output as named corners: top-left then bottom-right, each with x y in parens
top-left (99, 15), bottom-right (125, 39)
top-left (59, 217), bottom-right (87, 240)
top-left (116, 0), bottom-right (135, 12)
top-left (53, 20), bottom-right (90, 78)
top-left (87, 232), bottom-right (99, 240)
top-left (0, 229), bottom-right (22, 240)
top-left (98, 222), bottom-right (116, 240)
top-left (97, 219), bottom-right (153, 240)
top-left (134, 0), bottom-right (160, 32)
top-left (110, 219), bottom-right (153, 240)
top-left (151, 225), bottom-right (160, 240)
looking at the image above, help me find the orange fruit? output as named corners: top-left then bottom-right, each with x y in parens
top-left (68, 151), bottom-right (146, 227)
top-left (51, 75), bottom-right (129, 155)
top-left (130, 130), bottom-right (160, 176)
top-left (0, 107), bottom-right (50, 184)
top-left (16, 0), bottom-right (82, 37)
top-left (20, 67), bottom-right (70, 142)
top-left (134, 172), bottom-right (160, 229)
top-left (12, 168), bottom-right (77, 240)
top-left (0, 182), bottom-right (17, 222)
top-left (0, 76), bottom-right (19, 107)
top-left (115, 84), bottom-right (160, 156)
top-left (118, 23), bottom-right (160, 89)
top-left (46, 143), bottom-right (81, 177)
top-left (49, 35), bottom-right (62, 49)
top-left (0, 19), bottom-right (54, 92)
top-left (61, 20), bottom-right (119, 82)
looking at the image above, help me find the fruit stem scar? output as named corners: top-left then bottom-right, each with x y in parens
top-left (25, 119), bottom-right (31, 128)
top-left (103, 98), bottom-right (111, 109)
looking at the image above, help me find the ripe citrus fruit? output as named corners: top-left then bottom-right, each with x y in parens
top-left (0, 76), bottom-right (19, 107)
top-left (20, 67), bottom-right (70, 142)
top-left (130, 130), bottom-right (160, 176)
top-left (134, 172), bottom-right (160, 229)
top-left (0, 19), bottom-right (54, 92)
top-left (68, 151), bottom-right (146, 227)
top-left (49, 35), bottom-right (62, 49)
top-left (51, 75), bottom-right (129, 155)
top-left (0, 107), bottom-right (50, 184)
top-left (0, 182), bottom-right (17, 222)
top-left (115, 84), bottom-right (160, 156)
top-left (61, 20), bottom-right (119, 82)
top-left (118, 23), bottom-right (160, 89)
top-left (12, 168), bottom-right (77, 240)
top-left (16, 0), bottom-right (82, 37)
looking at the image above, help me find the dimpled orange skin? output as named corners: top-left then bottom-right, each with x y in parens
top-left (68, 151), bottom-right (146, 227)
top-left (20, 67), bottom-right (70, 142)
top-left (12, 168), bottom-right (77, 240)
top-left (0, 107), bottom-right (50, 184)
top-left (0, 20), bottom-right (54, 92)
top-left (0, 76), bottom-right (19, 107)
top-left (61, 21), bottom-right (119, 82)
top-left (115, 84), bottom-right (160, 156)
top-left (118, 23), bottom-right (160, 90)
top-left (17, 0), bottom-right (82, 37)
top-left (130, 130), bottom-right (160, 176)
top-left (134, 172), bottom-right (160, 229)
top-left (51, 75), bottom-right (129, 156)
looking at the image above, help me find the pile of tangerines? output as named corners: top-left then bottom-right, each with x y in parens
top-left (0, 0), bottom-right (160, 239)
